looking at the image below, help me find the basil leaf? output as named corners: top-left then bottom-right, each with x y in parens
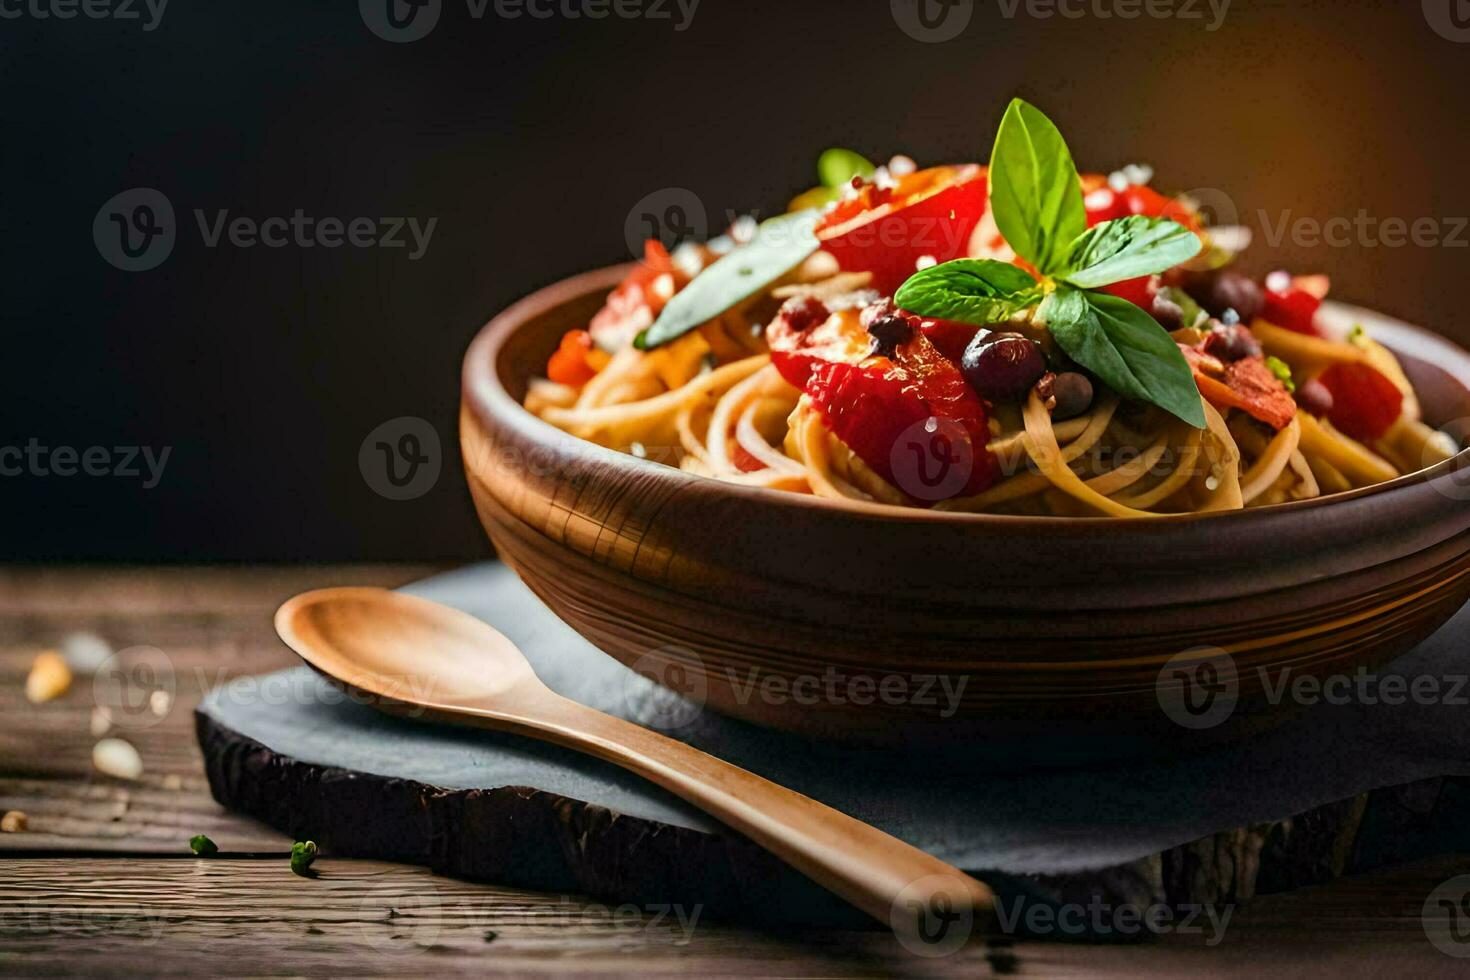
top-left (818, 148), bottom-right (876, 189)
top-left (893, 259), bottom-right (1039, 325)
top-left (1041, 287), bottom-right (1206, 428)
top-left (1061, 216), bottom-right (1203, 289)
top-left (989, 99), bottom-right (1087, 275)
top-left (635, 210), bottom-right (820, 350)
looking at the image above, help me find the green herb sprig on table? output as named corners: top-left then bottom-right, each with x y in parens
top-left (895, 98), bottom-right (1206, 428)
top-left (290, 840), bottom-right (319, 877)
top-left (188, 834), bottom-right (218, 857)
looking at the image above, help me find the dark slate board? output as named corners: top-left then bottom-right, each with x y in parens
top-left (198, 563), bottom-right (1470, 931)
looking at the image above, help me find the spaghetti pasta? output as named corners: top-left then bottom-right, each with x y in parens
top-left (523, 123), bottom-right (1458, 517)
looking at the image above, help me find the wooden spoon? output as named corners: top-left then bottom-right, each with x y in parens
top-left (275, 587), bottom-right (993, 945)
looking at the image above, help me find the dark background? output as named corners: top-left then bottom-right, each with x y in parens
top-left (3, 0), bottom-right (1467, 560)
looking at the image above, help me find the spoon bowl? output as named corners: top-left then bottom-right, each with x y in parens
top-left (279, 587), bottom-right (537, 709)
top-left (275, 586), bottom-right (995, 948)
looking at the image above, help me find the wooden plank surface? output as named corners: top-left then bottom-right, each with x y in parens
top-left (3, 855), bottom-right (1469, 977)
top-left (0, 565), bottom-right (443, 855)
top-left (2, 565), bottom-right (1470, 977)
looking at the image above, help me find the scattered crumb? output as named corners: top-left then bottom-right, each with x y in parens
top-left (162, 773), bottom-right (183, 791)
top-left (149, 689), bottom-right (172, 716)
top-left (1, 811), bottom-right (27, 833)
top-left (61, 631), bottom-right (113, 673)
top-left (90, 706), bottom-right (112, 736)
top-left (25, 651), bottom-right (72, 703)
top-left (985, 938), bottom-right (1019, 974)
top-left (93, 738), bottom-right (144, 780)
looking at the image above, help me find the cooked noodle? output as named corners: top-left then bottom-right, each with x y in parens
top-left (526, 218), bottom-right (1455, 516)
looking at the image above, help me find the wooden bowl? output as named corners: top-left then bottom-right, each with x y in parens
top-left (461, 265), bottom-right (1470, 754)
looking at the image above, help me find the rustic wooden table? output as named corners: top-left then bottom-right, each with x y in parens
top-left (2, 565), bottom-right (1468, 978)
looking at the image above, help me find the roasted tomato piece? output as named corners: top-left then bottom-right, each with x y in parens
top-left (1182, 346), bottom-right (1298, 431)
top-left (1260, 273), bottom-right (1326, 337)
top-left (1083, 179), bottom-right (1202, 229)
top-left (804, 333), bottom-right (998, 501)
top-left (915, 315), bottom-right (986, 364)
top-left (546, 329), bottom-right (600, 387)
top-left (816, 165), bottom-right (988, 295)
top-left (1097, 274), bottom-right (1157, 311)
top-left (769, 297), bottom-right (997, 500)
top-left (1317, 362), bottom-right (1404, 441)
top-left (588, 240), bottom-right (682, 348)
top-left (766, 299), bottom-right (873, 388)
top-left (1083, 179), bottom-right (1199, 313)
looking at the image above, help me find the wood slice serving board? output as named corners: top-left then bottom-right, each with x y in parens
top-left (198, 563), bottom-right (1470, 934)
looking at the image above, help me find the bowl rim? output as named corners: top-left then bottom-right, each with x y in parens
top-left (463, 263), bottom-right (1470, 528)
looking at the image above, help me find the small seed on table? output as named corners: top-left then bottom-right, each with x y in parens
top-left (93, 737), bottom-right (144, 780)
top-left (25, 651), bottom-right (72, 703)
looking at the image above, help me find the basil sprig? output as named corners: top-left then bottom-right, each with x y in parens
top-left (636, 209), bottom-right (820, 350)
top-left (893, 259), bottom-right (1040, 324)
top-left (989, 99), bottom-right (1088, 276)
top-left (1061, 215), bottom-right (1203, 290)
top-left (895, 98), bottom-right (1206, 428)
top-left (1042, 288), bottom-right (1207, 428)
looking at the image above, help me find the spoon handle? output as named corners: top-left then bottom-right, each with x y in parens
top-left (501, 691), bottom-right (992, 944)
